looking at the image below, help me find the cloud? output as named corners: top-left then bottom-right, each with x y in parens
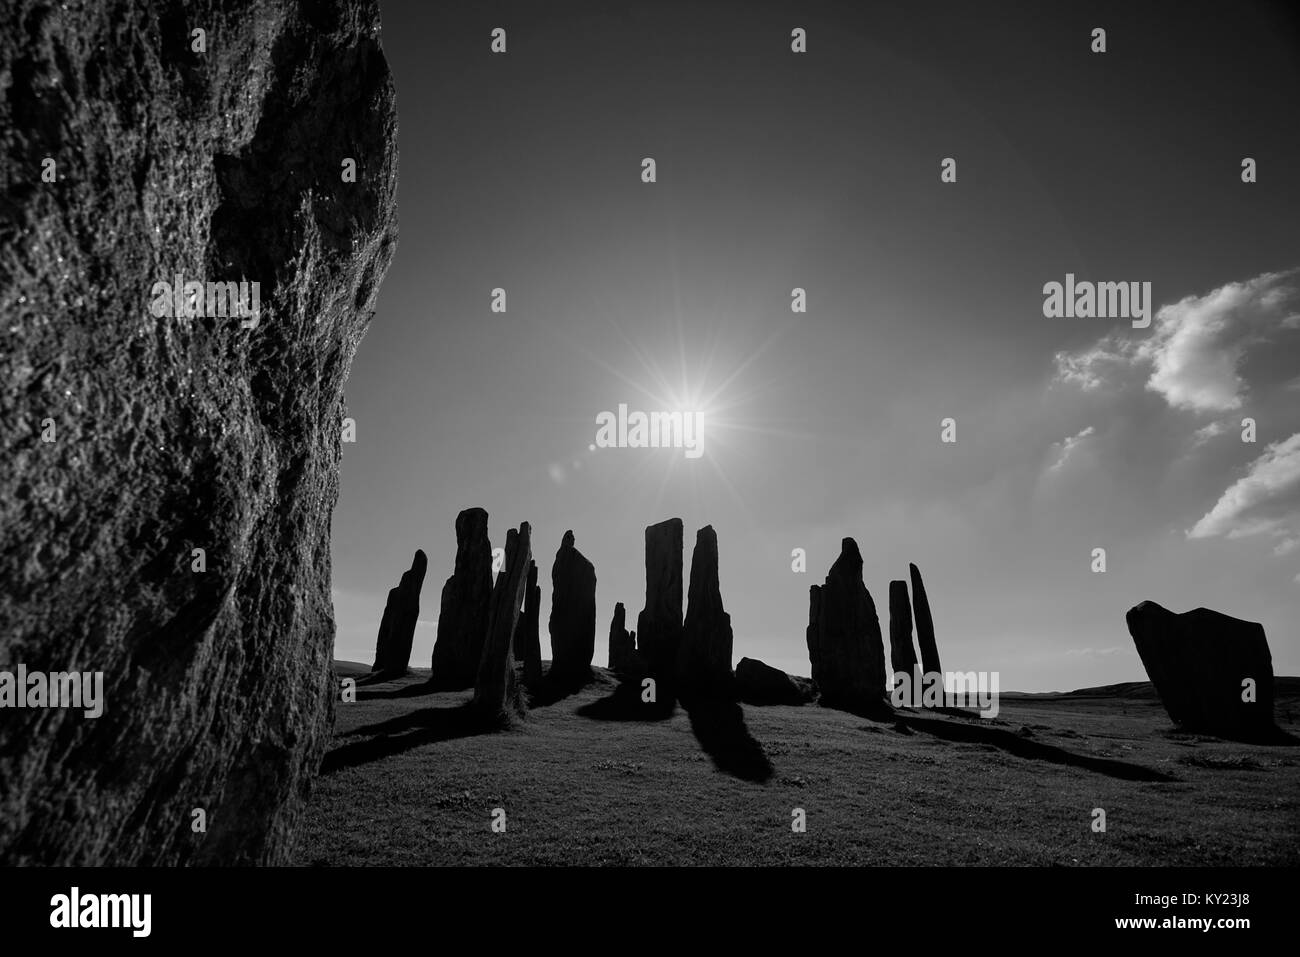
top-left (1047, 425), bottom-right (1095, 473)
top-left (1053, 268), bottom-right (1300, 413)
top-left (1191, 421), bottom-right (1229, 446)
top-left (1188, 433), bottom-right (1300, 554)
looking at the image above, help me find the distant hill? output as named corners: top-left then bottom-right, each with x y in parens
top-left (1002, 676), bottom-right (1300, 703)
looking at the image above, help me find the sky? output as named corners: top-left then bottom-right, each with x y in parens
top-left (331, 0), bottom-right (1300, 691)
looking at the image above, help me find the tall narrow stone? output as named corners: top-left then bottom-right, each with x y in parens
top-left (635, 518), bottom-right (684, 690)
top-left (607, 602), bottom-right (641, 675)
top-left (429, 508), bottom-right (492, 690)
top-left (909, 562), bottom-right (942, 677)
top-left (548, 530), bottom-right (597, 689)
top-left (472, 523), bottom-right (532, 726)
top-left (805, 538), bottom-right (887, 713)
top-left (888, 578), bottom-right (919, 672)
top-left (516, 560), bottom-right (542, 688)
top-left (677, 525), bottom-right (735, 697)
top-left (370, 549), bottom-right (427, 676)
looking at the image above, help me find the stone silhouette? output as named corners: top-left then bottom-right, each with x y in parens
top-left (1126, 601), bottom-right (1278, 741)
top-left (0, 0), bottom-right (397, 865)
top-left (472, 523), bottom-right (532, 727)
top-left (888, 579), bottom-right (920, 702)
top-left (548, 531), bottom-right (597, 690)
top-left (806, 538), bottom-right (888, 714)
top-left (516, 560), bottom-right (543, 688)
top-left (429, 508), bottom-right (493, 690)
top-left (909, 562), bottom-right (942, 677)
top-left (636, 518), bottom-right (685, 692)
top-left (370, 550), bottom-right (428, 677)
top-left (607, 602), bottom-right (642, 676)
top-left (677, 525), bottom-right (735, 698)
top-left (736, 657), bottom-right (816, 706)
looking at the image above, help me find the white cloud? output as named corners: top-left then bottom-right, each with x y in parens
top-left (1053, 268), bottom-right (1300, 413)
top-left (1047, 425), bottom-right (1095, 473)
top-left (1188, 432), bottom-right (1300, 548)
top-left (1191, 421), bottom-right (1228, 446)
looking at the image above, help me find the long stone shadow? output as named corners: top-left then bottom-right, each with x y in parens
top-left (681, 696), bottom-right (774, 783)
top-left (526, 670), bottom-right (597, 709)
top-left (888, 712), bottom-right (1178, 782)
top-left (319, 704), bottom-right (487, 775)
top-left (356, 679), bottom-right (466, 701)
top-left (576, 676), bottom-right (677, 722)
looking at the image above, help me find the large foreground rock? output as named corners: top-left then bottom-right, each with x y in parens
top-left (636, 518), bottom-right (684, 690)
top-left (736, 657), bottom-right (816, 706)
top-left (472, 523), bottom-right (532, 727)
top-left (1126, 601), bottom-right (1277, 740)
top-left (909, 563), bottom-right (942, 676)
top-left (547, 530), bottom-right (596, 689)
top-left (677, 525), bottom-right (735, 697)
top-left (806, 539), bottom-right (888, 714)
top-left (429, 507), bottom-right (492, 690)
top-left (0, 0), bottom-right (396, 865)
top-left (371, 550), bottom-right (428, 676)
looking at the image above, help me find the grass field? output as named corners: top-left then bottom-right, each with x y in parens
top-left (290, 664), bottom-right (1300, 866)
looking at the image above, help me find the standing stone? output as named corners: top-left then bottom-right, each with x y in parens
top-left (909, 562), bottom-right (942, 677)
top-left (516, 560), bottom-right (542, 688)
top-left (429, 508), bottom-right (492, 690)
top-left (677, 525), bottom-right (735, 697)
top-left (1126, 601), bottom-right (1277, 740)
top-left (607, 602), bottom-right (641, 675)
top-left (888, 579), bottom-right (920, 703)
top-left (636, 518), bottom-right (684, 691)
top-left (371, 550), bottom-right (428, 676)
top-left (548, 530), bottom-right (597, 689)
top-left (805, 538), bottom-right (888, 714)
top-left (0, 0), bottom-right (397, 866)
top-left (472, 523), bottom-right (532, 726)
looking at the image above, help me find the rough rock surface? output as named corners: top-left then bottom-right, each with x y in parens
top-left (517, 560), bottom-right (542, 688)
top-left (429, 507), bottom-right (492, 690)
top-left (909, 563), bottom-right (942, 677)
top-left (547, 530), bottom-right (596, 689)
top-left (0, 1), bottom-right (397, 865)
top-left (677, 525), bottom-right (735, 697)
top-left (607, 601), bottom-right (644, 676)
top-left (805, 539), bottom-right (888, 714)
top-left (636, 518), bottom-right (684, 690)
top-left (1127, 601), bottom-right (1277, 740)
top-left (472, 523), bottom-right (532, 727)
top-left (371, 550), bottom-right (427, 676)
top-left (736, 657), bottom-right (816, 706)
top-left (888, 579), bottom-right (919, 686)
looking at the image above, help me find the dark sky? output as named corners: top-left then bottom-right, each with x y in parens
top-left (332, 0), bottom-right (1300, 690)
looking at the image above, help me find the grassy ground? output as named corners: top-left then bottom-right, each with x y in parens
top-left (290, 664), bottom-right (1300, 866)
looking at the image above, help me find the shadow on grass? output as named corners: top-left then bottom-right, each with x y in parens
top-left (320, 703), bottom-right (488, 775)
top-left (682, 696), bottom-right (774, 784)
top-left (526, 669), bottom-right (597, 709)
top-left (887, 713), bottom-right (1179, 782)
top-left (576, 677), bottom-right (677, 722)
top-left (356, 679), bottom-right (472, 701)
